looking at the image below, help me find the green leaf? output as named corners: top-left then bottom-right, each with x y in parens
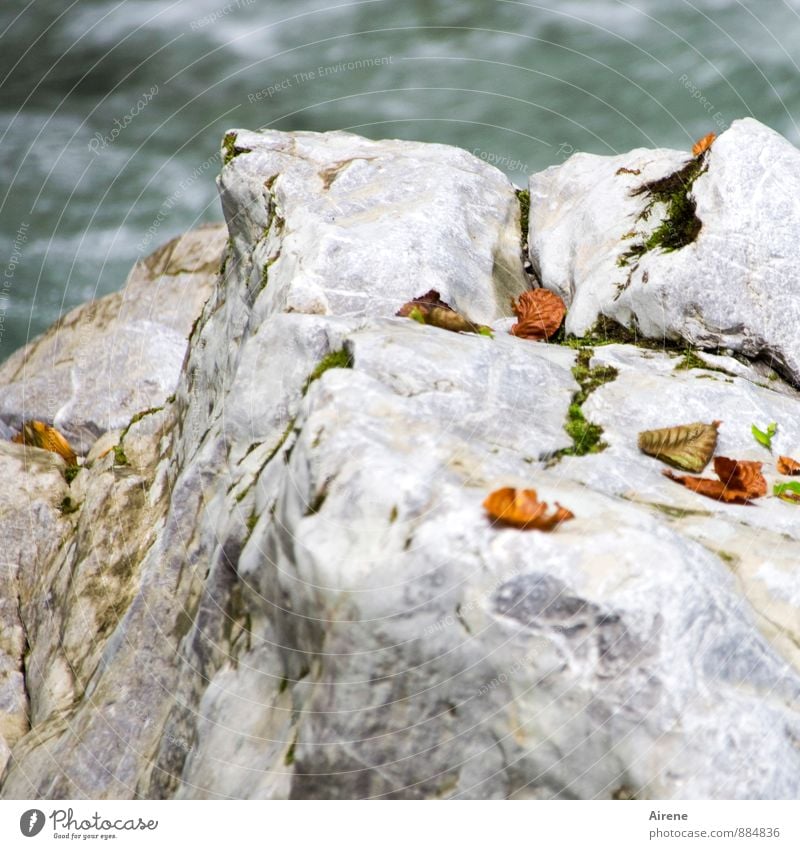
top-left (774, 481), bottom-right (800, 503)
top-left (478, 326), bottom-right (494, 338)
top-left (751, 421), bottom-right (777, 450)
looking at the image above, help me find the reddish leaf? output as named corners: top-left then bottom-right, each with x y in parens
top-left (777, 455), bottom-right (800, 476)
top-left (663, 456), bottom-right (766, 505)
top-left (510, 289), bottom-right (566, 340)
top-left (484, 487), bottom-right (574, 531)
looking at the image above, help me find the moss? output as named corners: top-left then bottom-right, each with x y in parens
top-left (63, 464), bottom-right (80, 484)
top-left (646, 502), bottom-right (712, 519)
top-left (553, 348), bottom-right (618, 459)
top-left (674, 350), bottom-right (737, 377)
top-left (619, 157), bottom-right (707, 266)
top-left (302, 348), bottom-right (353, 395)
top-left (59, 496), bottom-right (80, 515)
top-left (557, 315), bottom-right (686, 354)
top-left (516, 188), bottom-right (530, 250)
top-left (222, 131), bottom-right (252, 165)
top-left (113, 443), bottom-right (128, 466)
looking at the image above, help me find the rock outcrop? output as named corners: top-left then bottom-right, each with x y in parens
top-left (2, 125), bottom-right (800, 800)
top-left (529, 118), bottom-right (800, 386)
top-left (0, 224), bottom-right (226, 453)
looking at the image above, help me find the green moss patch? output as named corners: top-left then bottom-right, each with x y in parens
top-left (302, 348), bottom-right (353, 395)
top-left (222, 131), bottom-right (252, 166)
top-left (619, 156), bottom-right (707, 267)
top-left (553, 348), bottom-right (618, 459)
top-left (516, 188), bottom-right (530, 251)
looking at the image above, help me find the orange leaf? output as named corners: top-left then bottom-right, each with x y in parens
top-left (777, 455), bottom-right (800, 476)
top-left (510, 289), bottom-right (566, 340)
top-left (663, 456), bottom-right (766, 505)
top-left (483, 487), bottom-right (574, 531)
top-left (713, 456), bottom-right (766, 498)
top-left (12, 420), bottom-right (77, 466)
top-left (692, 132), bottom-right (716, 157)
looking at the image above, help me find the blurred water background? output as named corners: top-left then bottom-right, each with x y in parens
top-left (1, 0), bottom-right (799, 359)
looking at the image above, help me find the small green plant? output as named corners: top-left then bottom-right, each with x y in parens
top-left (752, 421), bottom-right (777, 451)
top-left (63, 464), bottom-right (80, 484)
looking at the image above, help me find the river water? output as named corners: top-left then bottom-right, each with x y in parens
top-left (1, 0), bottom-right (799, 359)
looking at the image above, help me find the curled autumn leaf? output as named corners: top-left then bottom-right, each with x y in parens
top-left (483, 487), bottom-right (574, 531)
top-left (397, 290), bottom-right (493, 336)
top-left (638, 420), bottom-right (720, 473)
top-left (774, 481), bottom-right (800, 504)
top-left (12, 420), bottom-right (77, 466)
top-left (692, 132), bottom-right (716, 157)
top-left (777, 455), bottom-right (800, 476)
top-left (664, 456), bottom-right (766, 505)
top-left (510, 289), bottom-right (566, 340)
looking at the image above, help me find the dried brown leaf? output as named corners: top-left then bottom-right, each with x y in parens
top-left (638, 420), bottom-right (720, 473)
top-left (777, 455), bottom-right (800, 476)
top-left (510, 289), bottom-right (566, 340)
top-left (12, 420), bottom-right (77, 466)
top-left (483, 487), bottom-right (574, 531)
top-left (397, 290), bottom-right (493, 336)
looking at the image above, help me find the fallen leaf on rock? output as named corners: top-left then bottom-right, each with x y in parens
top-left (664, 456), bottom-right (766, 505)
top-left (509, 289), bottom-right (566, 340)
top-left (638, 420), bottom-right (720, 472)
top-left (692, 132), bottom-right (716, 156)
top-left (397, 289), bottom-right (493, 336)
top-left (483, 487), bottom-right (574, 531)
top-left (12, 420), bottom-right (77, 466)
top-left (751, 421), bottom-right (777, 451)
top-left (777, 455), bottom-right (800, 476)
top-left (774, 481), bottom-right (800, 504)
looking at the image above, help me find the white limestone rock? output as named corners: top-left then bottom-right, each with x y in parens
top-left (529, 118), bottom-right (800, 385)
top-left (0, 224), bottom-right (225, 453)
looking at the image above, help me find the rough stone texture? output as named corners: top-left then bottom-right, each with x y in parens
top-left (0, 224), bottom-right (226, 453)
top-left (2, 129), bottom-right (800, 801)
top-left (529, 118), bottom-right (800, 385)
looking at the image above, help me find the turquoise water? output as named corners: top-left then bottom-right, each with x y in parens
top-left (2, 0), bottom-right (799, 359)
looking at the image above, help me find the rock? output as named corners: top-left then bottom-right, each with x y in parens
top-left (218, 128), bottom-right (529, 323)
top-left (0, 224), bottom-right (226, 453)
top-left (529, 118), bottom-right (800, 385)
top-left (2, 128), bottom-right (800, 801)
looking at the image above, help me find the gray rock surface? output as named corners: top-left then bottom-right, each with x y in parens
top-left (2, 128), bottom-right (800, 800)
top-left (0, 224), bottom-right (226, 453)
top-left (529, 118), bottom-right (800, 385)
